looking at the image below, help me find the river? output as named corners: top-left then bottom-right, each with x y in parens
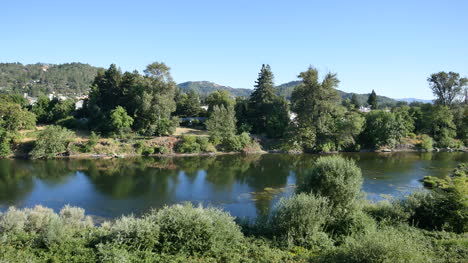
top-left (0, 152), bottom-right (466, 220)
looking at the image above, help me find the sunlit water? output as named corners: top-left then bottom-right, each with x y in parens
top-left (0, 152), bottom-right (466, 220)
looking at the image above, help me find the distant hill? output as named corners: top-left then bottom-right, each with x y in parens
top-left (396, 98), bottom-right (433, 104)
top-left (177, 81), bottom-right (252, 97)
top-left (0, 62), bottom-right (101, 96)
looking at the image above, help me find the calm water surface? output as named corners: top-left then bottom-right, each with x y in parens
top-left (0, 152), bottom-right (466, 219)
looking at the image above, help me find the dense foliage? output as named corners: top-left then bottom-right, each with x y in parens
top-left (30, 125), bottom-right (75, 159)
top-left (0, 62), bottom-right (100, 96)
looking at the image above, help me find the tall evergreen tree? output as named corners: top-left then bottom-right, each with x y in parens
top-left (367, 90), bottom-right (378, 109)
top-left (248, 64), bottom-right (289, 137)
top-left (205, 105), bottom-right (237, 142)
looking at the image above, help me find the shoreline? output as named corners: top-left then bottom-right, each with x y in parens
top-left (4, 147), bottom-right (467, 160)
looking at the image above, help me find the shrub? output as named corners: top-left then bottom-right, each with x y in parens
top-left (419, 134), bottom-right (433, 151)
top-left (82, 131), bottom-right (99, 153)
top-left (402, 188), bottom-right (467, 233)
top-left (317, 227), bottom-right (432, 263)
top-left (0, 207), bottom-right (27, 233)
top-left (196, 136), bottom-right (215, 153)
top-left (148, 203), bottom-right (244, 255)
top-left (270, 193), bottom-right (333, 250)
top-left (222, 132), bottom-right (251, 152)
top-left (59, 205), bottom-right (93, 229)
top-left (30, 125), bottom-right (75, 159)
top-left (177, 135), bottom-right (201, 153)
top-left (297, 156), bottom-right (363, 210)
top-left (108, 215), bottom-right (160, 250)
top-left (0, 128), bottom-right (13, 157)
top-left (365, 200), bottom-right (410, 225)
top-left (56, 116), bottom-right (81, 129)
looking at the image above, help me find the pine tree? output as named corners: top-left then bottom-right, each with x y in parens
top-left (205, 105), bottom-right (237, 142)
top-left (368, 90), bottom-right (378, 109)
top-left (248, 64), bottom-right (288, 136)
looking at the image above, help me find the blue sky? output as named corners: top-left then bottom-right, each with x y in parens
top-left (1, 0), bottom-right (467, 99)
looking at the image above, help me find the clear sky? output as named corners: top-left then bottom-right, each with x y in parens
top-left (1, 0), bottom-right (467, 99)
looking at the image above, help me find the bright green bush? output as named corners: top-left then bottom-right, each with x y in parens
top-left (419, 134), bottom-right (433, 151)
top-left (30, 125), bottom-right (75, 159)
top-left (270, 193), bottom-right (333, 250)
top-left (317, 227), bottom-right (432, 263)
top-left (297, 156), bottom-right (363, 210)
top-left (148, 203), bottom-right (244, 255)
top-left (222, 132), bottom-right (251, 152)
top-left (177, 135), bottom-right (201, 153)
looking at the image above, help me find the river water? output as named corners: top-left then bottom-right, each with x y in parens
top-left (0, 152), bottom-right (466, 219)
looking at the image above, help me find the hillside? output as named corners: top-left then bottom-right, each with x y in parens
top-left (177, 81), bottom-right (252, 97)
top-left (0, 62), bottom-right (101, 96)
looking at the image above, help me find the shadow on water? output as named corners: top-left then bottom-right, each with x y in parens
top-left (0, 152), bottom-right (467, 219)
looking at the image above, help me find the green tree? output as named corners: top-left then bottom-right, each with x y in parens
top-left (290, 67), bottom-right (341, 151)
top-left (265, 96), bottom-right (290, 138)
top-left (350, 93), bottom-right (360, 109)
top-left (30, 126), bottom-right (75, 159)
top-left (49, 99), bottom-right (76, 123)
top-left (109, 106), bottom-right (134, 134)
top-left (426, 106), bottom-right (457, 147)
top-left (31, 95), bottom-right (51, 123)
top-left (87, 64), bottom-right (123, 131)
top-left (334, 111), bottom-right (365, 150)
top-left (133, 62), bottom-right (177, 136)
top-left (205, 90), bottom-right (235, 114)
top-left (0, 102), bottom-right (36, 132)
top-left (367, 90), bottom-right (378, 109)
top-left (248, 64), bottom-right (277, 133)
top-left (361, 110), bottom-right (403, 149)
top-left (428, 71), bottom-right (467, 106)
top-left (175, 89), bottom-right (201, 117)
top-left (205, 105), bottom-right (237, 143)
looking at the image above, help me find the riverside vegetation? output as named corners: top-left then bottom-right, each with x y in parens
top-left (0, 156), bottom-right (467, 262)
top-left (0, 63), bottom-right (467, 159)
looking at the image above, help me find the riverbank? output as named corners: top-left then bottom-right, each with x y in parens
top-left (5, 127), bottom-right (467, 160)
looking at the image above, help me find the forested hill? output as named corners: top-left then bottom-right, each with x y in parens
top-left (0, 62), bottom-right (403, 106)
top-left (177, 81), bottom-right (252, 97)
top-left (0, 62), bottom-right (101, 96)
top-left (180, 80), bottom-right (401, 107)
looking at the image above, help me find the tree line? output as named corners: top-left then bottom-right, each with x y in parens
top-left (0, 62), bottom-right (467, 157)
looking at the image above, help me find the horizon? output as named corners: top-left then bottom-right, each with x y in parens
top-left (2, 1), bottom-right (468, 100)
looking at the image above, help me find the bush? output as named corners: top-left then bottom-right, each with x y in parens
top-left (297, 156), bottom-right (363, 210)
top-left (56, 116), bottom-right (81, 129)
top-left (108, 215), bottom-right (160, 250)
top-left (222, 132), bottom-right (251, 152)
top-left (318, 227), bottom-right (432, 263)
top-left (270, 193), bottom-right (333, 250)
top-left (177, 135), bottom-right (201, 153)
top-left (402, 189), bottom-right (467, 233)
top-left (196, 136), bottom-right (216, 153)
top-left (419, 134), bottom-right (433, 151)
top-left (148, 203), bottom-right (244, 255)
top-left (30, 125), bottom-right (75, 159)
top-left (82, 131), bottom-right (99, 153)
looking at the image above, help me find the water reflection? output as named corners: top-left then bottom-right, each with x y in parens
top-left (0, 152), bottom-right (466, 219)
